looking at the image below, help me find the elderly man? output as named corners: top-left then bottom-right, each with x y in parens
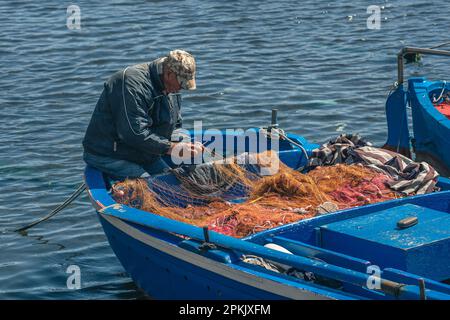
top-left (82, 49), bottom-right (202, 179)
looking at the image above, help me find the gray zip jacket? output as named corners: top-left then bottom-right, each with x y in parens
top-left (83, 59), bottom-right (182, 165)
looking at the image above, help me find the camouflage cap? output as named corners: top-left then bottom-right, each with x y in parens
top-left (165, 49), bottom-right (196, 90)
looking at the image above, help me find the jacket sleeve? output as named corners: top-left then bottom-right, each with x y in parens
top-left (112, 70), bottom-right (172, 155)
top-left (175, 112), bottom-right (182, 129)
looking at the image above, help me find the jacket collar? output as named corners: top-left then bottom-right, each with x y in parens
top-left (148, 59), bottom-right (165, 95)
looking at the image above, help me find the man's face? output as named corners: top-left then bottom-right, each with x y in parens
top-left (163, 68), bottom-right (181, 94)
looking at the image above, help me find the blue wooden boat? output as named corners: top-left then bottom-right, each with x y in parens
top-left (85, 128), bottom-right (450, 300)
top-left (385, 46), bottom-right (450, 176)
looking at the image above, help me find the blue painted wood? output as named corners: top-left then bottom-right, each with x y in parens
top-left (228, 261), bottom-right (361, 300)
top-left (99, 214), bottom-right (288, 299)
top-left (248, 188), bottom-right (450, 249)
top-left (319, 204), bottom-right (450, 281)
top-left (384, 85), bottom-right (410, 152)
top-left (178, 239), bottom-right (234, 264)
top-left (407, 77), bottom-right (450, 172)
top-left (436, 176), bottom-right (450, 189)
top-left (100, 203), bottom-right (379, 291)
top-left (267, 236), bottom-right (372, 273)
top-left (85, 129), bottom-right (450, 300)
top-left (383, 268), bottom-right (450, 295)
top-left (91, 172), bottom-right (450, 299)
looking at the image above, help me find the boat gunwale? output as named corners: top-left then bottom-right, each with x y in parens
top-left (410, 78), bottom-right (450, 130)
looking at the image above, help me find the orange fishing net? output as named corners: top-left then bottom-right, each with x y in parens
top-left (111, 152), bottom-right (402, 238)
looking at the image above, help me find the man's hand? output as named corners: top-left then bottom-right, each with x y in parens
top-left (166, 142), bottom-right (204, 159)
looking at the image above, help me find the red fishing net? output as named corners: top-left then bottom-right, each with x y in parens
top-left (111, 152), bottom-right (402, 238)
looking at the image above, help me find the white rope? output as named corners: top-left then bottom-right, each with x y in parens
top-left (241, 255), bottom-right (282, 273)
top-left (433, 80), bottom-right (447, 103)
top-left (260, 127), bottom-right (309, 164)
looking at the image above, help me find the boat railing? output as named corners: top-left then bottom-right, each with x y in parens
top-left (398, 46), bottom-right (450, 85)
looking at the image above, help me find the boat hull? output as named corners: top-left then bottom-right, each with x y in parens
top-left (86, 128), bottom-right (450, 300)
top-left (385, 77), bottom-right (450, 176)
top-left (98, 213), bottom-right (338, 300)
top-left (409, 78), bottom-right (450, 176)
top-left (85, 131), bottom-right (354, 300)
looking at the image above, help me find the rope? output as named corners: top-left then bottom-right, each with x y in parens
top-left (241, 255), bottom-right (283, 273)
top-left (430, 41), bottom-right (450, 49)
top-left (432, 80), bottom-right (447, 103)
top-left (259, 127), bottom-right (310, 166)
top-left (15, 182), bottom-right (86, 232)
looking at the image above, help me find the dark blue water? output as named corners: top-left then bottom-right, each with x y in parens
top-left (1, 0), bottom-right (449, 299)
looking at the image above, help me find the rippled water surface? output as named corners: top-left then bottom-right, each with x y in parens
top-left (1, 0), bottom-right (450, 299)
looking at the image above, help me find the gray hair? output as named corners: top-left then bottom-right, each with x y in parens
top-left (155, 57), bottom-right (167, 75)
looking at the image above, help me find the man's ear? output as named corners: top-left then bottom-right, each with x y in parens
top-left (164, 68), bottom-right (174, 83)
top-left (168, 69), bottom-right (177, 81)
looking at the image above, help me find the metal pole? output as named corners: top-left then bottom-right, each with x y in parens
top-left (419, 278), bottom-right (427, 300)
top-left (271, 109), bottom-right (278, 128)
top-left (397, 46), bottom-right (450, 84)
top-left (397, 51), bottom-right (404, 85)
top-left (268, 108), bottom-right (278, 132)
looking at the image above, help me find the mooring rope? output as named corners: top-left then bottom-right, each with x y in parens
top-left (15, 182), bottom-right (86, 232)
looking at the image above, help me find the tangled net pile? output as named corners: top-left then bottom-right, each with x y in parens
top-left (111, 151), bottom-right (402, 238)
